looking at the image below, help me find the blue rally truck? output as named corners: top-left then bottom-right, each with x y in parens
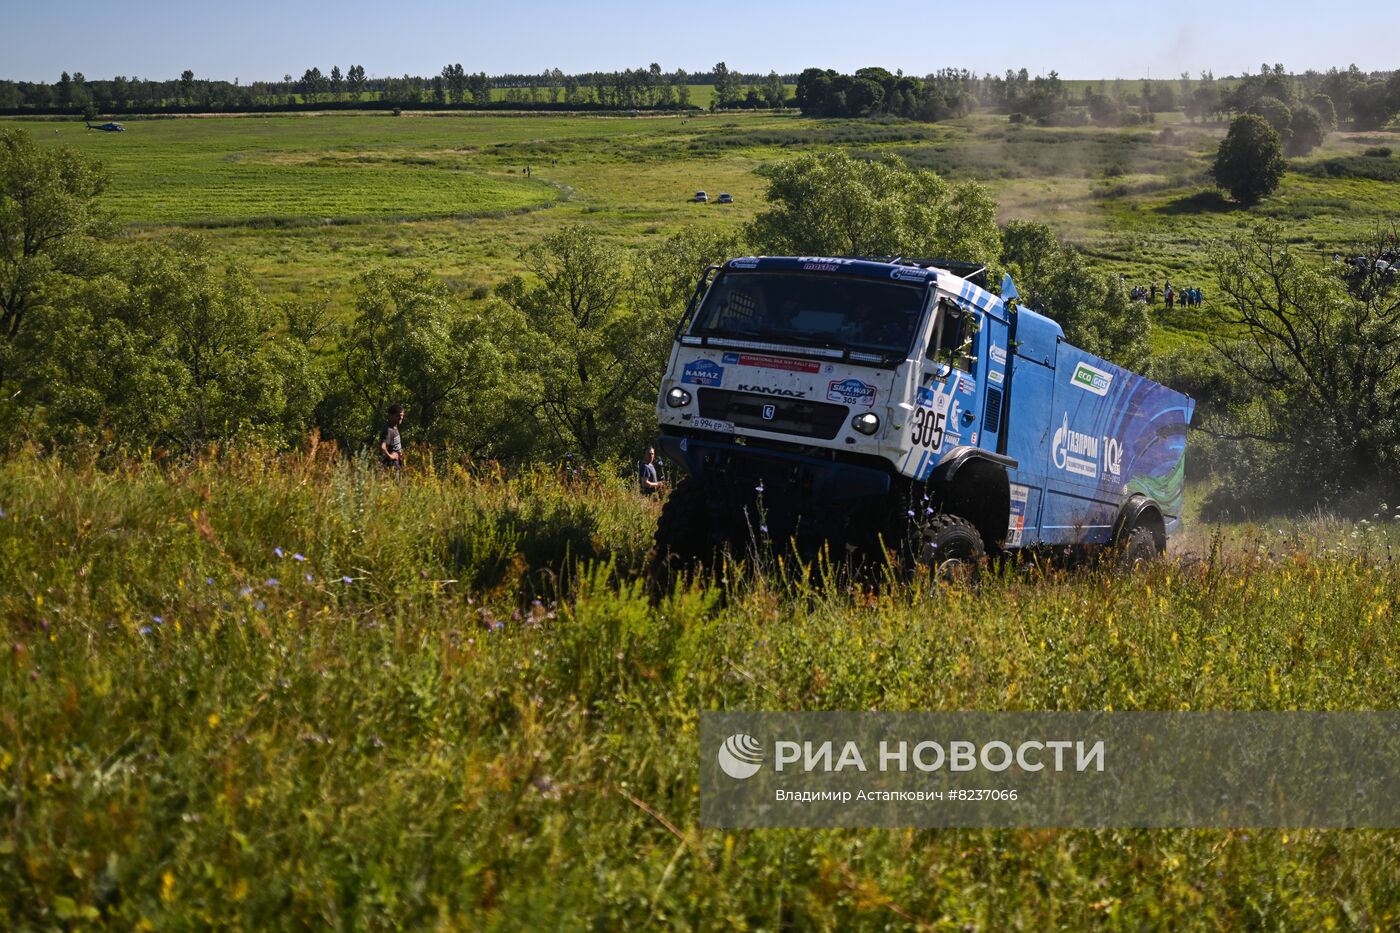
top-left (653, 256), bottom-right (1194, 573)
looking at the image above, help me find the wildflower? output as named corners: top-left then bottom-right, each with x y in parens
top-left (273, 547), bottom-right (284, 558)
top-left (207, 713), bottom-right (220, 729)
top-left (760, 525), bottom-right (769, 534)
top-left (755, 481), bottom-right (764, 493)
top-left (139, 626), bottom-right (153, 635)
top-left (906, 509), bottom-right (915, 518)
top-left (254, 600), bottom-right (266, 611)
top-left (293, 553), bottom-right (306, 562)
top-left (0, 507), bottom-right (6, 518)
top-left (265, 578), bottom-right (279, 588)
top-left (340, 575), bottom-right (354, 584)
top-left (371, 735), bottom-right (386, 749)
top-left (153, 616), bottom-right (164, 625)
top-left (205, 577), bottom-right (215, 586)
top-left (239, 586), bottom-right (253, 598)
top-left (304, 574), bottom-right (314, 583)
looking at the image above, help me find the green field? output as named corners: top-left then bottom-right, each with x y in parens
top-left (8, 108), bottom-right (1397, 355)
top-left (4, 456), bottom-right (1400, 928)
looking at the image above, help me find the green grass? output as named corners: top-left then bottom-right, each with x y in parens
top-left (3, 455), bottom-right (1400, 928)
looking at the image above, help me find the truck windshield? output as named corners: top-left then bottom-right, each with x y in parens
top-left (691, 271), bottom-right (925, 355)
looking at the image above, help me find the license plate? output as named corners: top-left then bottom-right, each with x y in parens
top-left (691, 417), bottom-right (735, 434)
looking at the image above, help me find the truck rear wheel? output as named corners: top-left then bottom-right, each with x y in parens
top-left (1118, 525), bottom-right (1159, 571)
top-left (649, 476), bottom-right (712, 589)
top-left (918, 514), bottom-right (985, 581)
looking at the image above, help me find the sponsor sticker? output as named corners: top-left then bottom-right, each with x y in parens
top-left (1071, 361), bottom-right (1113, 396)
top-left (957, 375), bottom-right (976, 395)
top-left (990, 344), bottom-right (1008, 365)
top-left (1007, 484), bottom-right (1030, 547)
top-left (722, 352), bottom-right (821, 373)
top-left (682, 359), bottom-right (724, 387)
top-left (988, 369), bottom-right (1004, 385)
top-left (691, 416), bottom-right (735, 434)
top-left (728, 257), bottom-right (760, 269)
top-left (889, 267), bottom-right (930, 282)
top-left (1052, 413), bottom-right (1100, 479)
top-left (827, 378), bottom-right (877, 407)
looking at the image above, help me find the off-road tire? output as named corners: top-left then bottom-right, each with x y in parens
top-left (648, 476), bottom-right (712, 592)
top-left (918, 514), bottom-right (986, 582)
top-left (1118, 525), bottom-right (1158, 571)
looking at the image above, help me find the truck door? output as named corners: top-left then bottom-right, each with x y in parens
top-left (906, 298), bottom-right (983, 480)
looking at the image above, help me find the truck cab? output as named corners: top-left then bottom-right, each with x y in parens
top-left (654, 256), bottom-right (1193, 573)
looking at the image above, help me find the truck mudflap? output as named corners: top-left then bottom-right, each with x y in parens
top-left (659, 433), bottom-right (893, 552)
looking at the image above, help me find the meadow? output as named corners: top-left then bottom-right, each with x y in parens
top-left (5, 106), bottom-right (1400, 928)
top-left (9, 106), bottom-right (1398, 359)
top-left (4, 454), bottom-right (1400, 928)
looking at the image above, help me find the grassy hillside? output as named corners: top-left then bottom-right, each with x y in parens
top-left (2, 455), bottom-right (1400, 928)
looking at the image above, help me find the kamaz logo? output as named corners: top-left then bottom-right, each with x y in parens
top-left (739, 384), bottom-right (805, 398)
top-left (1071, 362), bottom-right (1113, 396)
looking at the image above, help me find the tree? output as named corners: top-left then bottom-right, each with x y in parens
top-left (746, 152), bottom-right (1001, 270)
top-left (335, 269), bottom-right (510, 451)
top-left (346, 65), bottom-right (366, 100)
top-left (1210, 114), bottom-right (1285, 205)
top-left (763, 71), bottom-right (786, 108)
top-left (35, 237), bottom-right (312, 449)
top-left (495, 227), bottom-right (671, 461)
top-left (0, 129), bottom-right (112, 393)
top-left (1204, 225), bottom-right (1400, 505)
top-left (712, 62), bottom-right (737, 109)
top-left (330, 65), bottom-right (343, 100)
top-left (1286, 105), bottom-right (1326, 156)
top-left (179, 70), bottom-right (195, 105)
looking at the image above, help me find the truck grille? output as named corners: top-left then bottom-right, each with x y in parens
top-left (697, 389), bottom-right (849, 440)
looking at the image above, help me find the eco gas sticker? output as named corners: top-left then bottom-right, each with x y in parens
top-left (827, 378), bottom-right (877, 407)
top-left (682, 359), bottom-right (724, 387)
top-left (1070, 361), bottom-right (1113, 396)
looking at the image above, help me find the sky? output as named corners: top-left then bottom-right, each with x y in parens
top-left (1, 0), bottom-right (1393, 84)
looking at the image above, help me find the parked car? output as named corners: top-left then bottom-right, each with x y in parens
top-left (716, 193), bottom-right (734, 204)
top-left (689, 191), bottom-right (708, 203)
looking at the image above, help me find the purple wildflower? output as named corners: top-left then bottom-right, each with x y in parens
top-left (139, 625), bottom-right (153, 635)
top-left (153, 616), bottom-right (164, 625)
top-left (340, 575), bottom-right (354, 584)
top-left (273, 547), bottom-right (284, 558)
top-left (293, 553), bottom-right (305, 562)
top-left (304, 573), bottom-right (314, 583)
top-left (239, 586), bottom-right (254, 597)
top-left (265, 578), bottom-right (279, 588)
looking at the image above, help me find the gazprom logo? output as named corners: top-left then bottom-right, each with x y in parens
top-left (1071, 362), bottom-right (1112, 396)
top-left (718, 734), bottom-right (764, 779)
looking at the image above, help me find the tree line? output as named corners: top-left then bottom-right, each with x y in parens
top-left (794, 63), bottom-right (1400, 143)
top-left (0, 63), bottom-right (797, 116)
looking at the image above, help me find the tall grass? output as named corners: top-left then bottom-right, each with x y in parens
top-left (3, 456), bottom-right (1400, 928)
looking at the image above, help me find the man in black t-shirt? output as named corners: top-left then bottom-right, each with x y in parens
top-left (380, 403), bottom-right (406, 468)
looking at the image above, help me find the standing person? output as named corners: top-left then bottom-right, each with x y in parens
top-left (1165, 286), bottom-right (1175, 311)
top-left (639, 446), bottom-right (664, 497)
top-left (1150, 283), bottom-right (1157, 303)
top-left (380, 403), bottom-right (406, 469)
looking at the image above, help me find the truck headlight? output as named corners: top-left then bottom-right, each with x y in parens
top-left (666, 387), bottom-right (692, 408)
top-left (851, 412), bottom-right (880, 435)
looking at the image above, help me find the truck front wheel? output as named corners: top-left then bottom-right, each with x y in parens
top-left (918, 514), bottom-right (986, 581)
top-left (649, 476), bottom-right (713, 588)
